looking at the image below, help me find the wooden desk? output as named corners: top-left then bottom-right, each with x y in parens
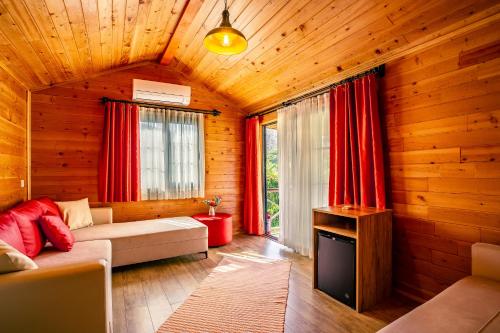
top-left (312, 206), bottom-right (392, 312)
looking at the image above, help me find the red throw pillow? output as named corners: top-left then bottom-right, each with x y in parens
top-left (0, 213), bottom-right (27, 254)
top-left (39, 215), bottom-right (75, 252)
top-left (36, 197), bottom-right (62, 218)
top-left (9, 200), bottom-right (46, 258)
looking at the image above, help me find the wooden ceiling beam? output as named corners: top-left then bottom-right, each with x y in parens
top-left (160, 0), bottom-right (204, 66)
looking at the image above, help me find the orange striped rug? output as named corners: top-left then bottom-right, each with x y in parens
top-left (157, 253), bottom-right (291, 333)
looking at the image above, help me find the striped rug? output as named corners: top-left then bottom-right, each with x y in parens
top-left (157, 252), bottom-right (291, 333)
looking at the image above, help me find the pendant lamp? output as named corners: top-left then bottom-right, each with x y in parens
top-left (204, 0), bottom-right (247, 55)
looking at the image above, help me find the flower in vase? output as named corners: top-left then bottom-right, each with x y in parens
top-left (202, 196), bottom-right (222, 208)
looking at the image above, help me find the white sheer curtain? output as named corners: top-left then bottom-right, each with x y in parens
top-left (278, 93), bottom-right (330, 257)
top-left (140, 107), bottom-right (205, 200)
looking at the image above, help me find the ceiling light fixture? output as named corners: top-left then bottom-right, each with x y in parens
top-left (204, 0), bottom-right (247, 55)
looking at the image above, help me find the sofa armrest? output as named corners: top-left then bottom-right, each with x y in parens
top-left (91, 207), bottom-right (113, 225)
top-left (0, 260), bottom-right (111, 333)
top-left (472, 243), bottom-right (500, 281)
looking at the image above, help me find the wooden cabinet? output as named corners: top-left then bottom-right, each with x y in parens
top-left (313, 206), bottom-right (392, 312)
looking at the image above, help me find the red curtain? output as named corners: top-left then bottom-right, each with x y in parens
top-left (328, 73), bottom-right (386, 209)
top-left (98, 102), bottom-right (141, 202)
top-left (243, 116), bottom-right (264, 235)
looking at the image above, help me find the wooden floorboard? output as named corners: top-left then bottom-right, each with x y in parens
top-left (112, 235), bottom-right (417, 333)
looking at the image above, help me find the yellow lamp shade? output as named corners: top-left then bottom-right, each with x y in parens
top-left (204, 26), bottom-right (248, 55)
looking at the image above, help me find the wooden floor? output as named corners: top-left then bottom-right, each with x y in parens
top-left (112, 235), bottom-right (417, 333)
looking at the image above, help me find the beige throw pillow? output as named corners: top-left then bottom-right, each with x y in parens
top-left (0, 240), bottom-right (38, 274)
top-left (56, 198), bottom-right (94, 230)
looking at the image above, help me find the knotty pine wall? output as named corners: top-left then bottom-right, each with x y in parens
top-left (31, 64), bottom-right (244, 233)
top-left (0, 67), bottom-right (28, 210)
top-left (382, 23), bottom-right (500, 300)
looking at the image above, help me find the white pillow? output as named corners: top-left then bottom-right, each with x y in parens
top-left (56, 198), bottom-right (94, 230)
top-left (0, 240), bottom-right (38, 274)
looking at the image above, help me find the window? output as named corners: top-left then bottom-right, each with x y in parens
top-left (139, 107), bottom-right (205, 200)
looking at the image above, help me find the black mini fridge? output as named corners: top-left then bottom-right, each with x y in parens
top-left (317, 230), bottom-right (356, 309)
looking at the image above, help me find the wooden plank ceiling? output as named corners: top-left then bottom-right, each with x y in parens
top-left (0, 0), bottom-right (498, 112)
top-left (0, 0), bottom-right (187, 88)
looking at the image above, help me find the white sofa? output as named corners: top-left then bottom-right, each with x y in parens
top-left (380, 243), bottom-right (500, 333)
top-left (0, 208), bottom-right (208, 333)
top-left (75, 207), bottom-right (208, 267)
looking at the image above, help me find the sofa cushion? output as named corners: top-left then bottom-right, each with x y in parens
top-left (480, 311), bottom-right (500, 333)
top-left (34, 240), bottom-right (111, 269)
top-left (379, 276), bottom-right (500, 333)
top-left (56, 198), bottom-right (94, 230)
top-left (9, 200), bottom-right (46, 258)
top-left (113, 236), bottom-right (208, 267)
top-left (35, 197), bottom-right (62, 218)
top-left (0, 240), bottom-right (38, 274)
top-left (39, 215), bottom-right (75, 252)
top-left (0, 213), bottom-right (26, 254)
top-left (72, 217), bottom-right (207, 251)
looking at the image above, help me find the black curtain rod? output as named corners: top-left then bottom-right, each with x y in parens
top-left (101, 97), bottom-right (221, 116)
top-left (246, 64), bottom-right (385, 119)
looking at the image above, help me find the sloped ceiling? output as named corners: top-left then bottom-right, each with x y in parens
top-left (0, 0), bottom-right (186, 86)
top-left (0, 0), bottom-right (498, 112)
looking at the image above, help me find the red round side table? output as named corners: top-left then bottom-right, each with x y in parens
top-left (192, 213), bottom-right (232, 247)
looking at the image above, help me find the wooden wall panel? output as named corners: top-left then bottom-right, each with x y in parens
top-left (382, 21), bottom-right (500, 300)
top-left (31, 64), bottom-right (245, 234)
top-left (0, 67), bottom-right (27, 210)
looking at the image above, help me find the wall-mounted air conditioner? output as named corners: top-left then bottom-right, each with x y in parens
top-left (132, 79), bottom-right (191, 106)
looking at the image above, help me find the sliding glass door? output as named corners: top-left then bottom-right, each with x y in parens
top-left (263, 122), bottom-right (279, 239)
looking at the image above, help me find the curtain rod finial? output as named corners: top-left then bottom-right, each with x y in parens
top-left (212, 110), bottom-right (221, 116)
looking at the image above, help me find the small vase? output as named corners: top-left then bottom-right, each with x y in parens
top-left (209, 206), bottom-right (216, 216)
